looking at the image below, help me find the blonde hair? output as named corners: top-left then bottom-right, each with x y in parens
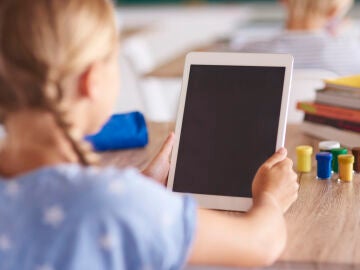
top-left (0, 0), bottom-right (118, 165)
top-left (286, 0), bottom-right (354, 20)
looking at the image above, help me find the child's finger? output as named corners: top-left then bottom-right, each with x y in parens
top-left (263, 148), bottom-right (287, 168)
top-left (157, 132), bottom-right (175, 160)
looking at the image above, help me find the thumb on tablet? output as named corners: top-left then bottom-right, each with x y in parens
top-left (158, 132), bottom-right (175, 161)
top-left (264, 148), bottom-right (287, 168)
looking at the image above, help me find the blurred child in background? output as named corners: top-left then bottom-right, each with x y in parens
top-left (233, 0), bottom-right (360, 75)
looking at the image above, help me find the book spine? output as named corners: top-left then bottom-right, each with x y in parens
top-left (300, 122), bottom-right (359, 148)
top-left (304, 114), bottom-right (360, 133)
top-left (315, 91), bottom-right (360, 110)
top-left (297, 102), bottom-right (360, 123)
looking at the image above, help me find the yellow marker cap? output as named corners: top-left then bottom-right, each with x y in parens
top-left (296, 146), bottom-right (313, 155)
top-left (338, 154), bottom-right (355, 164)
top-left (296, 145), bottom-right (313, 173)
top-left (338, 154), bottom-right (354, 182)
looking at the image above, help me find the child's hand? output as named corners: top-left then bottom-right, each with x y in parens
top-left (252, 148), bottom-right (299, 213)
top-left (142, 132), bottom-right (175, 186)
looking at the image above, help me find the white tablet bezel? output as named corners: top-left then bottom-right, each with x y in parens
top-left (167, 52), bottom-right (294, 212)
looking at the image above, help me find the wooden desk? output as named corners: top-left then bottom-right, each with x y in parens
top-left (100, 122), bottom-right (360, 270)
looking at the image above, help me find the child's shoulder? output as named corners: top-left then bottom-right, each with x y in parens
top-left (62, 164), bottom-right (182, 212)
top-left (48, 164), bottom-right (174, 201)
top-left (0, 164), bottom-right (185, 219)
top-left (0, 163), bottom-right (195, 236)
top-left (0, 166), bottom-right (197, 269)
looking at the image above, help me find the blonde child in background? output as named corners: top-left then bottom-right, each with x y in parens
top-left (0, 0), bottom-right (298, 269)
top-left (233, 0), bottom-right (360, 76)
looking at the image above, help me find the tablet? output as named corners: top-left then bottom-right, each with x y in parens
top-left (167, 52), bottom-right (293, 211)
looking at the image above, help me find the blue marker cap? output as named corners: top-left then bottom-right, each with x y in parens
top-left (316, 152), bottom-right (333, 180)
top-left (316, 152), bottom-right (333, 161)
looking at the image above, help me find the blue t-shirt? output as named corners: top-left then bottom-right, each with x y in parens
top-left (0, 165), bottom-right (197, 270)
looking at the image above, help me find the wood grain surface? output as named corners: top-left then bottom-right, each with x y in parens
top-left (100, 122), bottom-right (174, 170)
top-left (99, 122), bottom-right (360, 268)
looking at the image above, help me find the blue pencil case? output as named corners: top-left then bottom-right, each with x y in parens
top-left (85, 112), bottom-right (148, 151)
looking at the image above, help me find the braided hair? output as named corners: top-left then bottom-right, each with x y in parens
top-left (44, 82), bottom-right (99, 166)
top-left (0, 0), bottom-right (118, 165)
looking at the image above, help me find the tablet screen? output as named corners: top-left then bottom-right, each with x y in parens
top-left (173, 65), bottom-right (285, 198)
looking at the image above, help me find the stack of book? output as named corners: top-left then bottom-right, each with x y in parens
top-left (296, 75), bottom-right (360, 148)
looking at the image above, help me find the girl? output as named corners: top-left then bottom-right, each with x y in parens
top-left (232, 0), bottom-right (360, 76)
top-left (0, 0), bottom-right (298, 269)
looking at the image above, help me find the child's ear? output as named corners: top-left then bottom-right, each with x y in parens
top-left (327, 5), bottom-right (340, 19)
top-left (78, 62), bottom-right (101, 100)
top-left (327, 1), bottom-right (352, 20)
